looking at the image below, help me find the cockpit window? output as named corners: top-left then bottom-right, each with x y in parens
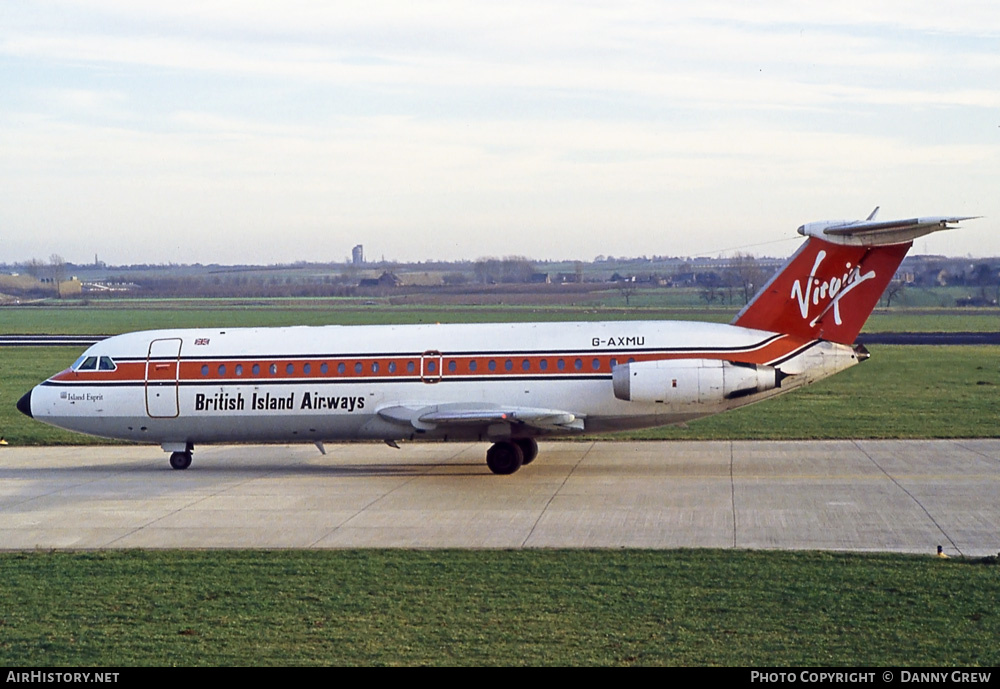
top-left (76, 356), bottom-right (98, 371)
top-left (73, 355), bottom-right (116, 372)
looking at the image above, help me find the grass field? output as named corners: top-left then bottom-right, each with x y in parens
top-left (2, 299), bottom-right (998, 333)
top-left (0, 549), bottom-right (996, 666)
top-left (3, 303), bottom-right (999, 667)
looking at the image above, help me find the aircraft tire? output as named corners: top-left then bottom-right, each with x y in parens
top-left (486, 441), bottom-right (524, 475)
top-left (514, 438), bottom-right (538, 465)
top-left (169, 451), bottom-right (192, 470)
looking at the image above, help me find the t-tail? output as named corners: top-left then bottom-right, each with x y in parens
top-left (733, 210), bottom-right (979, 344)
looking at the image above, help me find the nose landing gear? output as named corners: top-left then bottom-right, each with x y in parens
top-left (169, 451), bottom-right (192, 470)
top-left (163, 442), bottom-right (194, 470)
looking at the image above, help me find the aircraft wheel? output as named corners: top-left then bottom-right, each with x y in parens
top-left (169, 451), bottom-right (192, 470)
top-left (486, 441), bottom-right (524, 475)
top-left (514, 438), bottom-right (538, 465)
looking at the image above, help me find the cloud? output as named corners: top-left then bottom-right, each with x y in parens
top-left (0, 1), bottom-right (997, 262)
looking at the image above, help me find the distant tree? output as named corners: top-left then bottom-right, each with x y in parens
top-left (500, 256), bottom-right (534, 283)
top-left (25, 258), bottom-right (44, 279)
top-left (49, 254), bottom-right (67, 298)
top-left (699, 272), bottom-right (722, 305)
top-left (617, 278), bottom-right (638, 306)
top-left (474, 256), bottom-right (535, 284)
top-left (473, 257), bottom-right (501, 284)
top-left (881, 280), bottom-right (905, 307)
top-left (728, 253), bottom-right (768, 305)
top-left (970, 263), bottom-right (997, 286)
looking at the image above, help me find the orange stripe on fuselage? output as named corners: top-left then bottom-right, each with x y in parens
top-left (47, 335), bottom-right (810, 385)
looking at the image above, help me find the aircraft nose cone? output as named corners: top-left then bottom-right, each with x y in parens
top-left (16, 390), bottom-right (33, 418)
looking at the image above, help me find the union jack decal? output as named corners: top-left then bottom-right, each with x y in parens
top-left (194, 338), bottom-right (210, 346)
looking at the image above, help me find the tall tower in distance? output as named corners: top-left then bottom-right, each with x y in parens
top-left (352, 245), bottom-right (364, 266)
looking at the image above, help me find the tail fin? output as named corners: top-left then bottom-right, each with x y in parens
top-left (733, 214), bottom-right (977, 344)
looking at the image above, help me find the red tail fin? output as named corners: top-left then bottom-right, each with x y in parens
top-left (733, 213), bottom-right (976, 344)
top-left (733, 238), bottom-right (909, 344)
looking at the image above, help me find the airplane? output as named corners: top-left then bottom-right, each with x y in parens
top-left (16, 211), bottom-right (977, 474)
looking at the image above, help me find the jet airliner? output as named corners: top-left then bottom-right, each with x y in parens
top-left (16, 212), bottom-right (976, 474)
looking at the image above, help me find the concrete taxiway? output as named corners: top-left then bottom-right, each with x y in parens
top-left (1, 440), bottom-right (997, 556)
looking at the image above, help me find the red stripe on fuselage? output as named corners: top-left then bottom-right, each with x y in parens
top-left (46, 334), bottom-right (810, 385)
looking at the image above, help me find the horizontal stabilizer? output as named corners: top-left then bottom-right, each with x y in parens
top-left (798, 215), bottom-right (978, 247)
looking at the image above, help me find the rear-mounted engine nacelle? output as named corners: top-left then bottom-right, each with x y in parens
top-left (612, 358), bottom-right (781, 406)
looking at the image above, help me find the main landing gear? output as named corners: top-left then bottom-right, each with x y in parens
top-left (169, 450), bottom-right (192, 470)
top-left (485, 438), bottom-right (538, 475)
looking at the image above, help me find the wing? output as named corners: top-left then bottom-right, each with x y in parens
top-left (378, 402), bottom-right (585, 433)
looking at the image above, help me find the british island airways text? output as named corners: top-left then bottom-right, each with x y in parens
top-left (194, 392), bottom-right (364, 412)
top-left (791, 250), bottom-right (876, 327)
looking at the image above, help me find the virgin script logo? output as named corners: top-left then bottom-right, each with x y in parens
top-left (791, 250), bottom-right (876, 326)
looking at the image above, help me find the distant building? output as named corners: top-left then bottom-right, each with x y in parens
top-left (352, 245), bottom-right (364, 266)
top-left (358, 271), bottom-right (402, 289)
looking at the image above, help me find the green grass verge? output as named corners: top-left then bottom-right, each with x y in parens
top-left (629, 345), bottom-right (1000, 440)
top-left (4, 346), bottom-right (999, 446)
top-left (2, 302), bottom-right (998, 334)
top-left (0, 550), bottom-right (996, 666)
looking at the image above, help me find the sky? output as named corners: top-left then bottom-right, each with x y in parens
top-left (1, 1), bottom-right (998, 265)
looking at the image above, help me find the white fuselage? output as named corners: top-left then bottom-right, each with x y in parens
top-left (24, 320), bottom-right (860, 448)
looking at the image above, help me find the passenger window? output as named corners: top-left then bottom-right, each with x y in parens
top-left (201, 365), bottom-right (209, 376)
top-left (469, 360), bottom-right (477, 372)
top-left (407, 361), bottom-right (415, 373)
top-left (286, 363), bottom-right (295, 375)
top-left (235, 364), bottom-right (243, 376)
top-left (303, 363), bottom-right (311, 375)
top-left (388, 361), bottom-right (397, 373)
top-left (252, 364), bottom-right (260, 376)
top-left (448, 360), bottom-right (457, 373)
